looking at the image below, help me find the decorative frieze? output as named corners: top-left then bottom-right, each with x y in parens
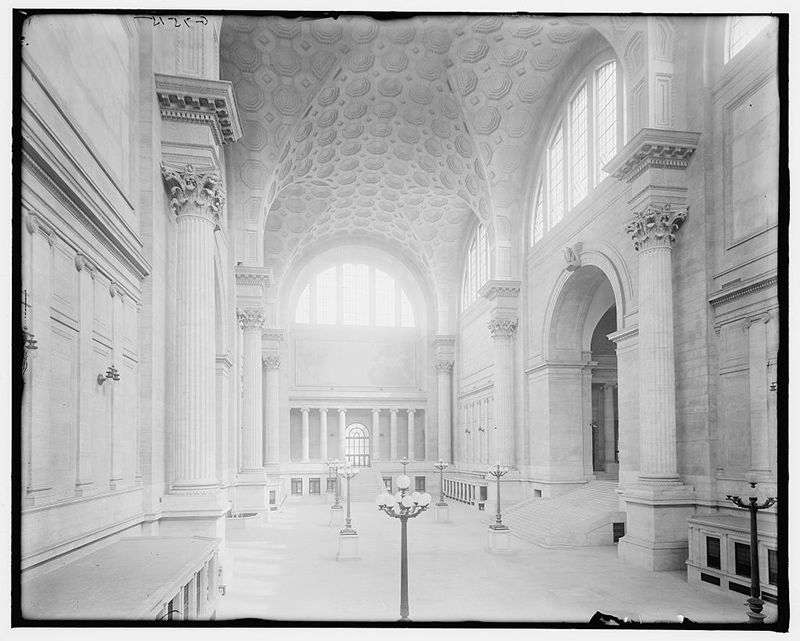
top-left (479, 280), bottom-right (521, 301)
top-left (238, 307), bottom-right (266, 330)
top-left (160, 163), bottom-right (226, 223)
top-left (708, 273), bottom-right (778, 307)
top-left (435, 360), bottom-right (455, 373)
top-left (234, 266), bottom-right (273, 288)
top-left (626, 204), bottom-right (688, 251)
top-left (263, 354), bottom-right (281, 370)
top-left (487, 317), bottom-right (518, 339)
top-left (155, 73), bottom-right (242, 146)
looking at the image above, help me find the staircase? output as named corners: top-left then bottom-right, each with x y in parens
top-left (487, 481), bottom-right (624, 548)
top-left (342, 466), bottom-right (385, 502)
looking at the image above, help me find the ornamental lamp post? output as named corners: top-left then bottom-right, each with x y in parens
top-left (336, 463), bottom-right (361, 561)
top-left (401, 456), bottom-right (409, 475)
top-left (726, 475), bottom-right (777, 624)
top-left (339, 463), bottom-right (360, 535)
top-left (488, 464), bottom-right (509, 530)
top-left (327, 458), bottom-right (344, 527)
top-left (432, 459), bottom-right (450, 523)
top-left (377, 474), bottom-right (431, 621)
top-left (486, 464), bottom-right (512, 554)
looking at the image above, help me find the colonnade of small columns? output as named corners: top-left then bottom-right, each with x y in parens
top-left (290, 406), bottom-right (426, 463)
top-left (442, 478), bottom-right (485, 505)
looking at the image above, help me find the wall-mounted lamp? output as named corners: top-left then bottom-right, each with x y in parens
top-left (478, 426), bottom-right (486, 433)
top-left (97, 365), bottom-right (120, 385)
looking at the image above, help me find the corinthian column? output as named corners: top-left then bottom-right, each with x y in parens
top-left (371, 408), bottom-right (380, 462)
top-left (301, 407), bottom-right (310, 462)
top-left (238, 307), bottom-right (265, 472)
top-left (407, 409), bottom-right (416, 460)
top-left (389, 409), bottom-right (398, 460)
top-left (488, 317), bottom-right (518, 467)
top-left (319, 408), bottom-right (329, 461)
top-left (338, 409), bottom-right (347, 461)
top-left (435, 360), bottom-right (454, 463)
top-left (263, 354), bottom-right (281, 465)
top-left (626, 204), bottom-right (687, 483)
top-left (162, 163), bottom-right (224, 492)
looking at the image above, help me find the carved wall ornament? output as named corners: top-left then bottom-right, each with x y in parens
top-left (238, 307), bottom-right (266, 329)
top-left (262, 354), bottom-right (281, 369)
top-left (435, 359), bottom-right (455, 373)
top-left (160, 163), bottom-right (226, 221)
top-left (562, 242), bottom-right (582, 271)
top-left (487, 317), bottom-right (518, 339)
top-left (625, 204), bottom-right (688, 251)
top-left (109, 281), bottom-right (118, 298)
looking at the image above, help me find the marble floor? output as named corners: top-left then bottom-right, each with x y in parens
top-left (216, 497), bottom-right (777, 624)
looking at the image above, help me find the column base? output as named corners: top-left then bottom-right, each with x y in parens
top-left (336, 532), bottom-right (361, 561)
top-left (618, 482), bottom-right (695, 571)
top-left (329, 504), bottom-right (344, 527)
top-left (487, 525), bottom-right (513, 554)
top-left (433, 503), bottom-right (450, 523)
top-left (232, 470), bottom-right (269, 519)
top-left (160, 488), bottom-right (229, 540)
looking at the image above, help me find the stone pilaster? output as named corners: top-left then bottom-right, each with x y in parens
top-left (301, 407), bottom-right (311, 463)
top-left (626, 204), bottom-right (686, 483)
top-left (371, 409), bottom-right (380, 462)
top-left (603, 383), bottom-right (618, 471)
top-left (319, 408), bottom-right (329, 461)
top-left (162, 163), bottom-right (223, 493)
top-left (262, 353), bottom-right (281, 465)
top-left (487, 317), bottom-right (518, 466)
top-left (159, 163), bottom-right (228, 537)
top-left (338, 409), bottom-right (347, 461)
top-left (238, 307), bottom-right (265, 472)
top-left (389, 409), bottom-right (398, 460)
top-left (746, 312), bottom-right (772, 478)
top-left (433, 335), bottom-right (455, 463)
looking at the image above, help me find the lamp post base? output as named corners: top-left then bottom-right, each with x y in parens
top-left (329, 504), bottom-right (344, 527)
top-left (746, 597), bottom-right (767, 624)
top-left (336, 531), bottom-right (361, 561)
top-left (488, 525), bottom-right (513, 554)
top-left (433, 503), bottom-right (450, 523)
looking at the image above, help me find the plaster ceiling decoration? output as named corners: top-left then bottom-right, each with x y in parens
top-left (220, 14), bottom-right (628, 297)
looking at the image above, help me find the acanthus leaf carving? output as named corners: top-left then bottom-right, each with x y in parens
top-left (238, 307), bottom-right (266, 329)
top-left (263, 354), bottom-right (281, 369)
top-left (487, 317), bottom-right (518, 339)
top-left (625, 203), bottom-right (688, 251)
top-left (160, 163), bottom-right (226, 223)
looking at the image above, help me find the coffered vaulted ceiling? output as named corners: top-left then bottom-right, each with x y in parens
top-left (220, 15), bottom-right (632, 295)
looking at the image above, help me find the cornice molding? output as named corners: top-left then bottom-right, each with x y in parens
top-left (607, 325), bottom-right (639, 344)
top-left (604, 128), bottom-right (701, 182)
top-left (433, 335), bottom-right (456, 347)
top-left (479, 279), bottom-right (522, 301)
top-left (708, 273), bottom-right (778, 308)
top-left (154, 73), bottom-right (242, 145)
top-left (235, 265), bottom-right (273, 288)
top-left (262, 328), bottom-right (285, 343)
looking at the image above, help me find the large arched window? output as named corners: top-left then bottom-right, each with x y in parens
top-left (725, 16), bottom-right (773, 63)
top-left (294, 263), bottom-right (416, 328)
top-left (531, 55), bottom-right (623, 246)
top-left (462, 223), bottom-right (490, 311)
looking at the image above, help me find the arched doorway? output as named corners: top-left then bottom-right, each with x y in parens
top-left (345, 423), bottom-right (370, 467)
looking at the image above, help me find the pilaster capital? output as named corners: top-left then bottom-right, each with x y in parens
top-left (262, 354), bottom-right (281, 369)
top-left (435, 359), bottom-right (455, 373)
top-left (625, 203), bottom-right (688, 252)
top-left (487, 317), bottom-right (518, 339)
top-left (407, 409), bottom-right (416, 416)
top-left (24, 212), bottom-right (40, 235)
top-left (160, 162), bottom-right (225, 223)
top-left (238, 307), bottom-right (266, 330)
top-left (602, 382), bottom-right (618, 392)
top-left (74, 252), bottom-right (97, 278)
top-left (109, 281), bottom-right (118, 298)
top-left (319, 407), bottom-right (329, 414)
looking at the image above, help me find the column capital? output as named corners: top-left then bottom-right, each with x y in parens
top-left (300, 406), bottom-right (310, 414)
top-left (435, 359), bottom-right (454, 373)
top-left (407, 409), bottom-right (416, 416)
top-left (389, 408), bottom-right (399, 416)
top-left (319, 407), bottom-right (329, 414)
top-left (262, 354), bottom-right (281, 369)
top-left (238, 307), bottom-right (266, 330)
top-left (626, 203), bottom-right (688, 252)
top-left (160, 162), bottom-right (225, 223)
top-left (602, 382), bottom-right (618, 391)
top-left (337, 408), bottom-right (347, 416)
top-left (371, 407), bottom-right (381, 414)
top-left (487, 317), bottom-right (518, 339)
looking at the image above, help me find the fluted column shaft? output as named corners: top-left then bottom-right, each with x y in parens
top-left (390, 409), bottom-right (398, 460)
top-left (301, 407), bottom-right (310, 462)
top-left (371, 409), bottom-right (380, 462)
top-left (239, 309), bottom-right (265, 472)
top-left (338, 409), bottom-right (347, 461)
top-left (263, 355), bottom-right (281, 464)
top-left (488, 318), bottom-right (517, 467)
top-left (162, 164), bottom-right (224, 492)
top-left (603, 384), bottom-right (617, 466)
top-left (436, 361), bottom-right (453, 462)
top-left (407, 409), bottom-right (416, 460)
top-left (627, 204), bottom-right (686, 482)
top-left (319, 408), bottom-right (328, 461)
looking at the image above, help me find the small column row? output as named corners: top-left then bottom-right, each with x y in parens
top-left (288, 407), bottom-right (426, 462)
top-left (442, 478), bottom-right (481, 505)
